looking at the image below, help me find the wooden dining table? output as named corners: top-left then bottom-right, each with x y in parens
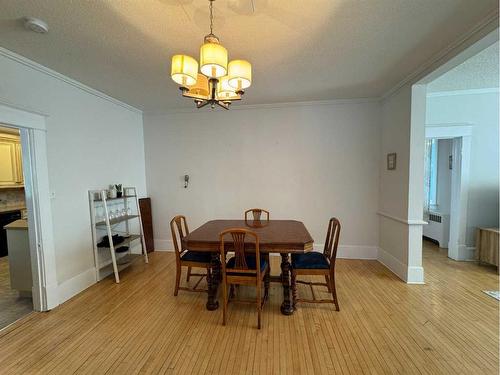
top-left (182, 219), bottom-right (314, 315)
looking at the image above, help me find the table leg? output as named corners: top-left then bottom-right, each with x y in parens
top-left (206, 252), bottom-right (221, 310)
top-left (280, 253), bottom-right (294, 315)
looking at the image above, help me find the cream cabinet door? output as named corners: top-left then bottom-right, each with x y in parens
top-left (0, 140), bottom-right (17, 185)
top-left (14, 142), bottom-right (23, 184)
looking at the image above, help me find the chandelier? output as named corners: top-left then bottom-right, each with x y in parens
top-left (170, 0), bottom-right (252, 110)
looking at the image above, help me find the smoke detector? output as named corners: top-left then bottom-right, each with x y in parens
top-left (24, 17), bottom-right (49, 34)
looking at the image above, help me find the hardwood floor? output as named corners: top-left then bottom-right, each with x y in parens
top-left (0, 244), bottom-right (497, 374)
top-left (0, 256), bottom-right (32, 330)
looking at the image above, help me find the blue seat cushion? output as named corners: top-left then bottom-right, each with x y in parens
top-left (181, 251), bottom-right (211, 263)
top-left (291, 252), bottom-right (330, 269)
top-left (226, 255), bottom-right (267, 273)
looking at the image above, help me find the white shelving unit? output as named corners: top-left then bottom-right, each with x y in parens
top-left (89, 187), bottom-right (149, 283)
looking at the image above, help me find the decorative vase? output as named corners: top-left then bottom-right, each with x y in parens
top-left (108, 185), bottom-right (117, 199)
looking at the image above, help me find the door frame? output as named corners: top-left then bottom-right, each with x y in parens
top-left (0, 102), bottom-right (58, 311)
top-left (425, 124), bottom-right (473, 260)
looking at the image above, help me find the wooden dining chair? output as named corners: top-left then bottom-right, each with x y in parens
top-left (220, 228), bottom-right (270, 329)
top-left (244, 208), bottom-right (270, 225)
top-left (291, 218), bottom-right (341, 311)
top-left (170, 215), bottom-right (211, 296)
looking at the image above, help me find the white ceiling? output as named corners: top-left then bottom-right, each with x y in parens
top-left (0, 0), bottom-right (498, 111)
top-left (428, 41), bottom-right (499, 93)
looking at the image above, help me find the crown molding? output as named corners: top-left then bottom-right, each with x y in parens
top-left (381, 11), bottom-right (499, 101)
top-left (145, 97), bottom-right (381, 116)
top-left (0, 47), bottom-right (142, 115)
top-left (427, 87), bottom-right (499, 98)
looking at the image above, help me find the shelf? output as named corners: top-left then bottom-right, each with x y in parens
top-left (96, 215), bottom-right (139, 226)
top-left (99, 253), bottom-right (142, 269)
top-left (94, 195), bottom-right (136, 202)
top-left (97, 234), bottom-right (141, 250)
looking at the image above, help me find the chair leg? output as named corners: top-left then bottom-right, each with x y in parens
top-left (264, 267), bottom-right (270, 301)
top-left (229, 285), bottom-right (235, 299)
top-left (256, 281), bottom-right (262, 330)
top-left (325, 275), bottom-right (331, 292)
top-left (174, 263), bottom-right (181, 296)
top-left (186, 266), bottom-right (192, 282)
top-left (222, 277), bottom-right (228, 326)
top-left (330, 272), bottom-right (339, 311)
top-left (291, 270), bottom-right (297, 308)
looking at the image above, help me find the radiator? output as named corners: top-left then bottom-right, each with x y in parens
top-left (423, 211), bottom-right (450, 248)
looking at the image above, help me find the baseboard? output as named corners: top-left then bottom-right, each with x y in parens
top-left (43, 282), bottom-right (60, 310)
top-left (313, 244), bottom-right (378, 259)
top-left (448, 243), bottom-right (476, 261)
top-left (377, 247), bottom-right (407, 282)
top-left (155, 239), bottom-right (173, 251)
top-left (155, 239), bottom-right (377, 260)
top-left (58, 268), bottom-right (97, 305)
top-left (406, 266), bottom-right (425, 284)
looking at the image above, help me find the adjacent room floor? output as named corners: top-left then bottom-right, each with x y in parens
top-left (0, 257), bottom-right (32, 330)
top-left (0, 249), bottom-right (497, 375)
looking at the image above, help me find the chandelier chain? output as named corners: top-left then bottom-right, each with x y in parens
top-left (209, 0), bottom-right (214, 35)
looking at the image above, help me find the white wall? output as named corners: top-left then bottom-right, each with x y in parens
top-left (0, 51), bottom-right (147, 300)
top-left (144, 101), bottom-right (381, 258)
top-left (377, 84), bottom-right (425, 282)
top-left (426, 91), bottom-right (500, 246)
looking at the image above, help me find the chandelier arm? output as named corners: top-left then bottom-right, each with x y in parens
top-left (196, 100), bottom-right (210, 109)
top-left (216, 101), bottom-right (230, 110)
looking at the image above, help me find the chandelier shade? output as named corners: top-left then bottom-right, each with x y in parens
top-left (228, 59), bottom-right (252, 90)
top-left (183, 74), bottom-right (210, 100)
top-left (216, 76), bottom-right (241, 101)
top-left (171, 55), bottom-right (198, 86)
top-left (200, 42), bottom-right (228, 78)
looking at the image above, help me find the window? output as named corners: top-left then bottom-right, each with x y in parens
top-left (424, 139), bottom-right (438, 211)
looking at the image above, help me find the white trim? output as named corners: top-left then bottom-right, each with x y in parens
top-left (377, 247), bottom-right (407, 282)
top-left (0, 47), bottom-right (142, 114)
top-left (58, 268), bottom-right (97, 304)
top-left (0, 102), bottom-right (47, 130)
top-left (155, 239), bottom-right (174, 251)
top-left (406, 266), bottom-right (425, 284)
top-left (146, 97), bottom-right (381, 116)
top-left (313, 244), bottom-right (378, 259)
top-left (377, 211), bottom-right (427, 225)
top-left (425, 123), bottom-right (473, 138)
top-left (155, 239), bottom-right (378, 260)
top-left (382, 12), bottom-right (499, 101)
top-left (427, 88), bottom-right (499, 98)
top-left (0, 104), bottom-right (58, 312)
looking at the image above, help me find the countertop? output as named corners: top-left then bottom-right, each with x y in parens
top-left (4, 219), bottom-right (28, 230)
top-left (0, 205), bottom-right (26, 214)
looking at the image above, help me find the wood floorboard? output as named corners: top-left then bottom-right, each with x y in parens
top-left (0, 240), bottom-right (497, 374)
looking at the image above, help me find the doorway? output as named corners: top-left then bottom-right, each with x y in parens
top-left (408, 31), bottom-right (499, 282)
top-left (422, 126), bottom-right (474, 261)
top-left (0, 102), bottom-right (59, 316)
top-left (0, 125), bottom-right (33, 328)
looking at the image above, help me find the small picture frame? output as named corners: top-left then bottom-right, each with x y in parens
top-left (387, 153), bottom-right (397, 170)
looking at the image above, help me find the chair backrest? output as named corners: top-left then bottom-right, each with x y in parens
top-left (244, 208), bottom-right (270, 227)
top-left (323, 218), bottom-right (341, 269)
top-left (170, 215), bottom-right (189, 258)
top-left (220, 228), bottom-right (261, 278)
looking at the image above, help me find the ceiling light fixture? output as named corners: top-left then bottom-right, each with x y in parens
top-left (170, 0), bottom-right (252, 110)
top-left (24, 17), bottom-right (49, 34)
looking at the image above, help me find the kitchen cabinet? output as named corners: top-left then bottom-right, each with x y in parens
top-left (0, 135), bottom-right (23, 187)
top-left (4, 219), bottom-right (32, 295)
